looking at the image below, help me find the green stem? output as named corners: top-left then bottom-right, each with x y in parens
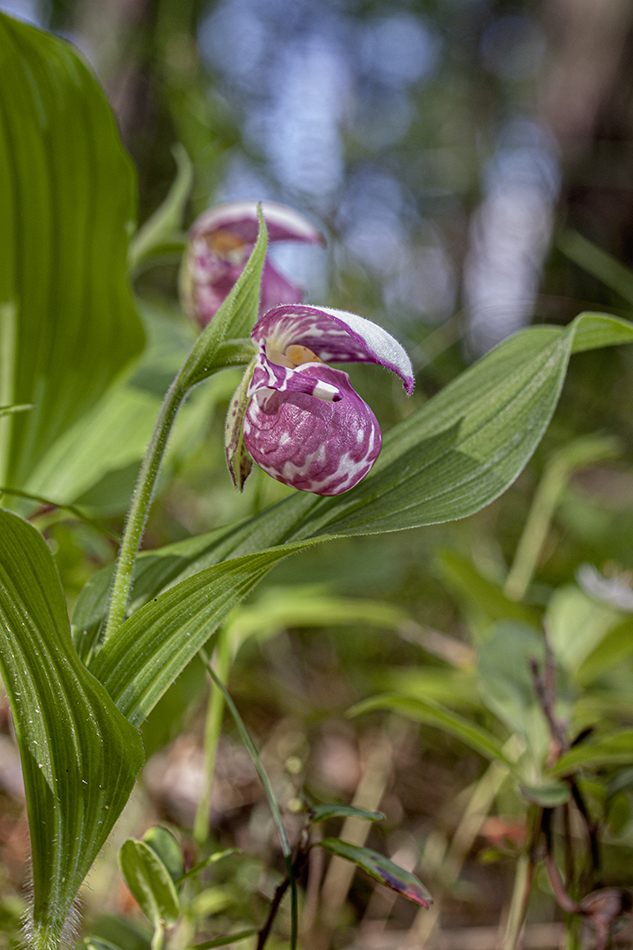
top-left (193, 633), bottom-right (232, 846)
top-left (151, 923), bottom-right (165, 950)
top-left (104, 376), bottom-right (187, 639)
top-left (199, 651), bottom-right (298, 950)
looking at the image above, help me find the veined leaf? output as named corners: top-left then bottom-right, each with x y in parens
top-left (143, 827), bottom-right (184, 884)
top-left (119, 839), bottom-right (180, 931)
top-left (350, 694), bottom-right (513, 767)
top-left (90, 544), bottom-right (310, 725)
top-left (0, 14), bottom-right (144, 490)
top-left (316, 839), bottom-right (432, 908)
top-left (73, 311), bottom-right (633, 642)
top-left (0, 508), bottom-right (143, 950)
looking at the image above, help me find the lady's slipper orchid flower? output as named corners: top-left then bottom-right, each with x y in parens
top-left (225, 304), bottom-right (414, 496)
top-left (182, 200), bottom-right (323, 326)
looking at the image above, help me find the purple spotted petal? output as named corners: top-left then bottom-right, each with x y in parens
top-left (183, 202), bottom-right (323, 327)
top-left (253, 305), bottom-right (414, 395)
top-left (243, 364), bottom-right (381, 495)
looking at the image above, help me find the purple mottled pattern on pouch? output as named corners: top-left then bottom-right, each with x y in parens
top-left (243, 364), bottom-right (381, 495)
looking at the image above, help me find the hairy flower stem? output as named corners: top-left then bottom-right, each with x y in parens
top-left (104, 376), bottom-right (187, 640)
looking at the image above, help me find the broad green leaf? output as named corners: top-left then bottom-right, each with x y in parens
top-left (90, 544), bottom-right (310, 725)
top-left (75, 312), bottom-right (633, 731)
top-left (0, 508), bottom-right (143, 949)
top-left (74, 311), bottom-right (633, 638)
top-left (0, 14), bottom-right (144, 489)
top-left (551, 730), bottom-right (633, 777)
top-left (29, 305), bottom-right (235, 509)
top-left (143, 827), bottom-right (184, 883)
top-left (119, 839), bottom-right (180, 930)
top-left (316, 838), bottom-right (432, 907)
top-left (309, 804), bottom-right (385, 824)
top-left (349, 694), bottom-right (513, 767)
top-left (128, 144), bottom-right (193, 273)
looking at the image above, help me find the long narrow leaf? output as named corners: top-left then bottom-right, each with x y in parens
top-left (0, 509), bottom-right (143, 950)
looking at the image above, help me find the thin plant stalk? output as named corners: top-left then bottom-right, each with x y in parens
top-left (502, 854), bottom-right (532, 950)
top-left (504, 435), bottom-right (619, 601)
top-left (104, 376), bottom-right (188, 639)
top-left (198, 650), bottom-right (298, 950)
top-left (193, 631), bottom-right (233, 846)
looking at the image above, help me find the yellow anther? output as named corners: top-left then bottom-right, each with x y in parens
top-left (206, 230), bottom-right (249, 258)
top-left (285, 344), bottom-right (324, 366)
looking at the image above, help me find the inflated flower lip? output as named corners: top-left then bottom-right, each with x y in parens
top-left (225, 304), bottom-right (414, 496)
top-left (183, 201), bottom-right (323, 326)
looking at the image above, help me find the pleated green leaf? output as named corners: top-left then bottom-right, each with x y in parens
top-left (90, 544), bottom-right (309, 726)
top-left (0, 14), bottom-right (144, 489)
top-left (0, 508), bottom-right (143, 950)
top-left (73, 311), bottom-right (633, 648)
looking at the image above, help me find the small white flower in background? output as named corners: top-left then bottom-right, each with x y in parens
top-left (576, 563), bottom-right (633, 613)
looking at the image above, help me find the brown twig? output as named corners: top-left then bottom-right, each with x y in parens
top-left (257, 848), bottom-right (309, 950)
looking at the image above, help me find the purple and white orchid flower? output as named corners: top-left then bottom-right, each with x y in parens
top-left (182, 200), bottom-right (323, 327)
top-left (226, 304), bottom-right (414, 496)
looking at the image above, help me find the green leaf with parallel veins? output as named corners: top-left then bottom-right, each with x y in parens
top-left (76, 312), bottom-right (633, 737)
top-left (119, 839), bottom-right (180, 931)
top-left (316, 838), bottom-right (432, 907)
top-left (74, 311), bottom-right (633, 641)
top-left (0, 508), bottom-right (143, 950)
top-left (0, 14), bottom-right (144, 491)
top-left (90, 544), bottom-right (310, 725)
